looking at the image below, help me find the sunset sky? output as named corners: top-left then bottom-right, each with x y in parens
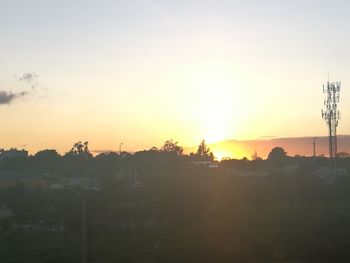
top-left (1, 0), bottom-right (350, 157)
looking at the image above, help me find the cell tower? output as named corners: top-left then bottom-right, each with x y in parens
top-left (322, 81), bottom-right (340, 171)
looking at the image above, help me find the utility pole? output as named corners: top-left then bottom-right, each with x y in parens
top-left (313, 137), bottom-right (317, 164)
top-left (313, 137), bottom-right (317, 158)
top-left (119, 142), bottom-right (124, 171)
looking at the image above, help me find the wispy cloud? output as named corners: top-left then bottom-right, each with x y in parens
top-left (0, 72), bottom-right (43, 105)
top-left (19, 72), bottom-right (40, 90)
top-left (0, 91), bottom-right (29, 105)
top-left (259, 136), bottom-right (277, 140)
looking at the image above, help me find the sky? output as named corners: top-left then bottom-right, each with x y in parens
top-left (0, 0), bottom-right (350, 156)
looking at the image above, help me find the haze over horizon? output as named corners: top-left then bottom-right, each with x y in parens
top-left (1, 0), bottom-right (350, 156)
top-left (195, 135), bottom-right (350, 160)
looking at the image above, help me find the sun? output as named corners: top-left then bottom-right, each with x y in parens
top-left (212, 150), bottom-right (232, 161)
top-left (168, 59), bottom-right (243, 146)
top-left (197, 87), bottom-right (233, 144)
top-left (202, 110), bottom-right (230, 143)
top-left (183, 61), bottom-right (240, 144)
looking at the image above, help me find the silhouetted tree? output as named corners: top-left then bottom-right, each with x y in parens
top-left (61, 141), bottom-right (93, 174)
top-left (197, 139), bottom-right (210, 156)
top-left (149, 146), bottom-right (159, 152)
top-left (251, 150), bottom-right (262, 161)
top-left (65, 141), bottom-right (92, 159)
top-left (268, 147), bottom-right (287, 161)
top-left (190, 139), bottom-right (214, 161)
top-left (241, 156), bottom-right (249, 162)
top-left (33, 149), bottom-right (60, 171)
top-left (337, 151), bottom-right (350, 158)
top-left (95, 152), bottom-right (120, 173)
top-left (34, 149), bottom-right (60, 160)
top-left (161, 139), bottom-right (183, 156)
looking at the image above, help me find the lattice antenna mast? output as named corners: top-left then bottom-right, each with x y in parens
top-left (322, 81), bottom-right (340, 171)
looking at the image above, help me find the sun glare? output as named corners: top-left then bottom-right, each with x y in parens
top-left (212, 150), bottom-right (232, 161)
top-left (185, 62), bottom-right (238, 144)
top-left (202, 109), bottom-right (230, 144)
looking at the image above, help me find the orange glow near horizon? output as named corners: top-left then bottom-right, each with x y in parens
top-left (185, 141), bottom-right (249, 161)
top-left (209, 142), bottom-right (248, 160)
top-left (2, 1), bottom-right (350, 158)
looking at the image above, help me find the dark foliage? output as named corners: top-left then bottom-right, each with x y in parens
top-left (1, 144), bottom-right (350, 262)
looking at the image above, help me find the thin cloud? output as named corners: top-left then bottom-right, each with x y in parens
top-left (259, 136), bottom-right (277, 140)
top-left (19, 72), bottom-right (39, 90)
top-left (0, 72), bottom-right (44, 105)
top-left (0, 91), bottom-right (29, 105)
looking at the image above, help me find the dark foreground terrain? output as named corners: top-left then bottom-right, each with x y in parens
top-left (1, 147), bottom-right (350, 262)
